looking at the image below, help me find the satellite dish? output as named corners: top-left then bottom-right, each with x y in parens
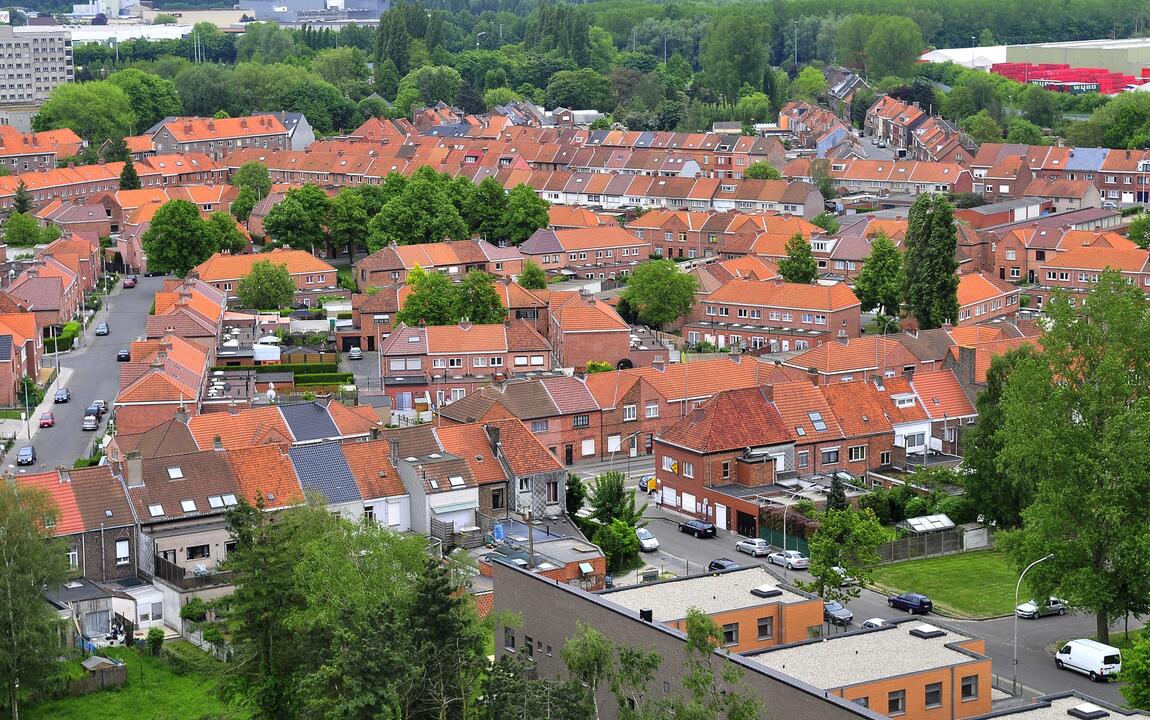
top-left (222, 383), bottom-right (232, 392)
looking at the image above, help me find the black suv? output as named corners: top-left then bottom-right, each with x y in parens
top-left (678, 519), bottom-right (717, 538)
top-left (888, 592), bottom-right (933, 614)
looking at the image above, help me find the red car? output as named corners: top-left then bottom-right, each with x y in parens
top-left (38, 412), bottom-right (54, 428)
top-left (123, 276), bottom-right (137, 288)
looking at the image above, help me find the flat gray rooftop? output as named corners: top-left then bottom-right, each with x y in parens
top-left (599, 566), bottom-right (809, 622)
top-left (750, 622), bottom-right (982, 688)
top-left (992, 695), bottom-right (1144, 719)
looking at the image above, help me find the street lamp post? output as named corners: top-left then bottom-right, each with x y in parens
top-left (475, 31), bottom-right (487, 48)
top-left (1013, 553), bottom-right (1055, 694)
top-left (777, 488), bottom-right (806, 581)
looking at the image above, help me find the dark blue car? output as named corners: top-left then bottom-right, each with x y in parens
top-left (888, 592), bottom-right (933, 614)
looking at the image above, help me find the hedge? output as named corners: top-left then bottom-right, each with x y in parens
top-left (293, 373), bottom-right (354, 385)
top-left (211, 363), bottom-right (338, 375)
top-left (44, 321), bottom-right (82, 353)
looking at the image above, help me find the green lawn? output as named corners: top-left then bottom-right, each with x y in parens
top-left (28, 642), bottom-right (246, 720)
top-left (869, 550), bottom-right (1020, 619)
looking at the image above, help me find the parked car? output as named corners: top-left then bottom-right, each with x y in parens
top-left (81, 414), bottom-right (98, 431)
top-left (116, 348), bottom-right (131, 362)
top-left (824, 601), bottom-right (853, 625)
top-left (84, 403), bottom-right (102, 420)
top-left (92, 400), bottom-right (107, 415)
top-left (735, 538), bottom-right (771, 557)
top-left (38, 412), bottom-right (54, 428)
top-left (861, 618), bottom-right (890, 630)
top-left (888, 592), bottom-right (933, 614)
top-left (830, 565), bottom-right (858, 586)
top-left (766, 550), bottom-right (809, 570)
top-left (678, 519), bottom-right (716, 538)
top-left (1103, 201), bottom-right (1118, 210)
top-left (707, 558), bottom-right (740, 572)
top-left (123, 276), bottom-right (137, 288)
top-left (53, 387), bottom-right (70, 403)
top-left (16, 446), bottom-right (35, 465)
top-left (1056, 639), bottom-right (1122, 682)
top-left (636, 527), bottom-right (659, 552)
top-left (94, 322), bottom-right (109, 336)
top-left (347, 346), bottom-right (363, 360)
top-left (1016, 597), bottom-right (1068, 619)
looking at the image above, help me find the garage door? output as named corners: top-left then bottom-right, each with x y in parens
top-left (681, 492), bottom-right (696, 514)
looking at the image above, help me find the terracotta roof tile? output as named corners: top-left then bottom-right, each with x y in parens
top-left (226, 444), bottom-right (304, 509)
top-left (187, 406), bottom-right (294, 450)
top-left (658, 387), bottom-right (790, 453)
top-left (193, 249), bottom-right (335, 282)
top-left (341, 438), bottom-right (406, 499)
top-left (435, 423), bottom-right (507, 485)
top-left (910, 370), bottom-right (976, 420)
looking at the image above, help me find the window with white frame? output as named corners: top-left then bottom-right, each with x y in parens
top-left (645, 402), bottom-right (659, 418)
top-left (682, 462), bottom-right (694, 478)
top-left (821, 448), bottom-right (840, 464)
top-left (848, 445), bottom-right (866, 462)
top-left (623, 404), bottom-right (637, 421)
top-left (662, 455), bottom-right (675, 472)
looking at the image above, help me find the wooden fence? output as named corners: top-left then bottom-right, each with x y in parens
top-left (68, 664), bottom-right (127, 696)
top-left (876, 527), bottom-right (994, 564)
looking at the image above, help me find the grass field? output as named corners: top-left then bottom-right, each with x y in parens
top-left (869, 550), bottom-right (1020, 619)
top-left (27, 642), bottom-right (246, 720)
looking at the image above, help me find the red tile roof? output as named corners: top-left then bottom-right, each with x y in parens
top-left (193, 248), bottom-right (335, 282)
top-left (340, 438), bottom-right (407, 499)
top-left (226, 444), bottom-right (303, 510)
top-left (658, 386), bottom-right (789, 453)
top-left (910, 370), bottom-right (976, 420)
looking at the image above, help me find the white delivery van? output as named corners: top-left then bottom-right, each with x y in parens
top-left (1055, 639), bottom-right (1122, 682)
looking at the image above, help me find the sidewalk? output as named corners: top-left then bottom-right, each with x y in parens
top-left (0, 366), bottom-right (74, 473)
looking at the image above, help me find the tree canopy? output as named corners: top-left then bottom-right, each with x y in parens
top-left (620, 259), bottom-right (698, 330)
top-left (396, 269), bottom-right (507, 326)
top-left (141, 200), bottom-right (217, 277)
top-left (237, 260), bottom-right (295, 309)
top-left (777, 232), bottom-right (818, 284)
top-left (902, 194), bottom-right (959, 330)
top-left (853, 232), bottom-right (903, 316)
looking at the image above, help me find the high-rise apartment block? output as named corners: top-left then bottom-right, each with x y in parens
top-left (0, 26), bottom-right (73, 131)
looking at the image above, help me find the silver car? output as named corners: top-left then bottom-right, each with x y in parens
top-left (1016, 597), bottom-right (1068, 619)
top-left (635, 527), bottom-right (659, 552)
top-left (735, 538), bottom-right (770, 556)
top-left (767, 550), bottom-right (809, 570)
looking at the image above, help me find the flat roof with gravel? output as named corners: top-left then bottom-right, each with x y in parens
top-left (987, 695), bottom-right (1143, 719)
top-left (749, 622), bottom-right (983, 688)
top-left (599, 566), bottom-right (810, 621)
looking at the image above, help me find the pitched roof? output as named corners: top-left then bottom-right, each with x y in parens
top-left (625, 357), bottom-right (767, 402)
top-left (186, 406), bottom-right (294, 450)
top-left (192, 248), bottom-right (335, 282)
top-left (1043, 245), bottom-right (1150, 273)
top-left (288, 441), bottom-right (361, 505)
top-left (549, 292), bottom-right (629, 332)
top-left (785, 336), bottom-right (903, 374)
top-left (279, 402), bottom-right (344, 442)
top-left (114, 404), bottom-right (184, 435)
top-left (820, 381), bottom-right (894, 437)
top-left (159, 115), bottom-right (287, 142)
top-left (659, 387), bottom-right (790, 453)
top-left (539, 375), bottom-right (599, 414)
top-left (485, 418), bottom-right (563, 476)
top-left (771, 380), bottom-right (844, 441)
top-left (128, 450), bottom-right (241, 523)
top-left (114, 418), bottom-right (199, 459)
top-left (435, 423), bottom-right (507, 486)
top-left (583, 371), bottom-right (641, 410)
top-left (910, 370), bottom-right (976, 419)
top-left (705, 277), bottom-right (860, 311)
top-left (341, 439), bottom-right (406, 500)
top-left (438, 379), bottom-right (558, 422)
top-left (226, 444), bottom-right (304, 510)
top-left (17, 471), bottom-right (85, 535)
top-left (957, 272), bottom-right (1020, 306)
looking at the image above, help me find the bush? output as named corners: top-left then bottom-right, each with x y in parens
top-left (161, 640), bottom-right (218, 675)
top-left (859, 488), bottom-right (892, 525)
top-left (211, 362), bottom-right (339, 375)
top-left (146, 627), bottom-right (165, 656)
top-left (903, 496), bottom-right (931, 519)
top-left (760, 505), bottom-right (820, 539)
top-left (180, 597), bottom-right (209, 623)
top-left (44, 321), bottom-right (81, 353)
top-left (595, 518), bottom-right (641, 573)
top-left (933, 495), bottom-right (978, 524)
top-left (293, 372), bottom-right (354, 385)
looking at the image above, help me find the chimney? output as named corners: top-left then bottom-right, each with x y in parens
top-left (652, 360), bottom-right (665, 372)
top-left (459, 319), bottom-right (473, 331)
top-left (126, 453), bottom-right (144, 488)
top-left (174, 404), bottom-right (189, 424)
top-left (807, 366), bottom-right (819, 386)
top-left (228, 401), bottom-right (239, 415)
top-left (0, 244), bottom-right (7, 264)
top-left (639, 608), bottom-right (653, 622)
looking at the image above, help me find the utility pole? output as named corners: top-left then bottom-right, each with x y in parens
top-left (794, 21), bottom-right (798, 70)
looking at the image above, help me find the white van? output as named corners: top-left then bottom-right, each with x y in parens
top-left (1055, 639), bottom-right (1122, 682)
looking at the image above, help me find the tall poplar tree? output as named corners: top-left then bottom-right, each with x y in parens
top-left (902, 194), bottom-right (958, 330)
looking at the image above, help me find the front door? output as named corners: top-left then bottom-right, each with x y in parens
top-left (564, 444), bottom-right (573, 465)
top-left (715, 503), bottom-right (728, 530)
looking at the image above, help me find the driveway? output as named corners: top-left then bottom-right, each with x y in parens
top-left (2, 274), bottom-right (167, 473)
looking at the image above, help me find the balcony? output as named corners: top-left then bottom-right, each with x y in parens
top-left (149, 555), bottom-right (233, 591)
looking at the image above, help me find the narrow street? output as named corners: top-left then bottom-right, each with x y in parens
top-left (2, 274), bottom-right (166, 473)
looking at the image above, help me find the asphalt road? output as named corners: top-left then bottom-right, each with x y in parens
top-left (635, 503), bottom-right (1130, 705)
top-left (6, 274), bottom-right (166, 473)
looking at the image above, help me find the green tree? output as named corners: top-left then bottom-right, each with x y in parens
top-left (376, 10), bottom-right (410, 76)
top-left (811, 211), bottom-right (840, 235)
top-left (231, 161), bottom-right (273, 199)
top-left (699, 7), bottom-right (769, 101)
top-left (107, 68), bottom-right (182, 132)
top-left (329, 188), bottom-right (369, 263)
top-left (312, 46), bottom-right (372, 99)
top-left (231, 186), bottom-right (258, 223)
top-left (566, 474), bottom-right (587, 520)
top-left (826, 474), bottom-right (848, 512)
top-left (264, 185), bottom-right (331, 255)
top-left (1122, 635), bottom-right (1150, 710)
top-left (997, 271), bottom-right (1150, 644)
top-left (620, 259), bottom-right (698, 331)
top-left (0, 482), bottom-right (69, 719)
top-left (962, 109), bottom-right (1004, 144)
top-left (962, 345), bottom-right (1041, 528)
top-left (369, 177), bottom-right (467, 249)
top-left (790, 66), bottom-right (829, 102)
top-left (2, 212), bottom-right (44, 246)
top-left (854, 232), bottom-right (904, 316)
top-left (101, 135), bottom-right (130, 163)
top-left (518, 260), bottom-right (547, 290)
top-left (465, 176), bottom-right (508, 240)
top-left (146, 626), bottom-right (165, 655)
top-left (1021, 84), bottom-right (1059, 128)
top-left (32, 80), bottom-right (134, 144)
top-left (596, 518), bottom-right (641, 573)
top-left (11, 180), bottom-right (31, 214)
top-left (865, 17), bottom-right (924, 78)
top-left (174, 63), bottom-right (237, 118)
top-left (903, 194), bottom-right (959, 330)
top-left (141, 200), bottom-right (215, 277)
top-left (668, 609), bottom-right (761, 720)
top-left (396, 65), bottom-right (462, 108)
top-left (396, 270), bottom-right (458, 326)
top-left (206, 211), bottom-right (247, 255)
top-left (835, 15), bottom-right (878, 73)
top-left (375, 58), bottom-right (401, 100)
top-left (455, 270), bottom-right (507, 325)
top-left (501, 184), bottom-right (550, 245)
top-left (777, 232), bottom-right (818, 284)
top-left (561, 623), bottom-right (614, 720)
top-left (545, 68), bottom-right (615, 112)
top-left (734, 91), bottom-right (771, 123)
top-left (1127, 214), bottom-right (1150, 249)
top-left (744, 161), bottom-right (781, 180)
top-left (235, 21), bottom-right (297, 63)
top-left (119, 156), bottom-right (141, 190)
top-left (797, 508), bottom-right (885, 603)
top-left (1006, 118), bottom-right (1045, 145)
top-left (584, 361), bottom-right (613, 374)
top-left (588, 471), bottom-right (647, 527)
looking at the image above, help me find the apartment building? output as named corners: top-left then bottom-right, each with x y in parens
top-left (151, 116), bottom-right (289, 160)
top-left (0, 26), bottom-right (73, 131)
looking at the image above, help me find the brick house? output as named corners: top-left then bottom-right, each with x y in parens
top-left (354, 238), bottom-right (523, 290)
top-left (683, 277), bottom-right (861, 352)
top-left (191, 249), bottom-right (337, 305)
top-left (783, 336), bottom-right (922, 384)
top-left (584, 371), bottom-right (670, 462)
top-left (0, 312), bottom-right (41, 406)
top-left (956, 272), bottom-right (1020, 326)
top-left (864, 96), bottom-right (927, 149)
top-left (377, 320), bottom-right (552, 409)
top-left (1022, 178), bottom-right (1102, 213)
top-left (150, 116), bottom-right (289, 160)
top-left (1032, 244), bottom-right (1150, 308)
top-left (547, 291), bottom-right (633, 370)
top-left (519, 226), bottom-right (650, 279)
